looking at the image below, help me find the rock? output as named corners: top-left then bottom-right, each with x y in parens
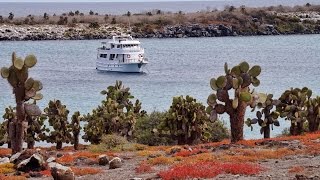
top-left (56, 153), bottom-right (63, 158)
top-left (16, 153), bottom-right (46, 172)
top-left (29, 171), bottom-right (43, 177)
top-left (10, 151), bottom-right (23, 163)
top-left (47, 157), bottom-right (56, 163)
top-left (0, 157), bottom-right (10, 164)
top-left (109, 157), bottom-right (122, 169)
top-left (98, 155), bottom-right (109, 166)
top-left (49, 162), bottom-right (74, 180)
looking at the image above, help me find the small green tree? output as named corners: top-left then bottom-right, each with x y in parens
top-left (246, 94), bottom-right (280, 138)
top-left (70, 111), bottom-right (82, 150)
top-left (1, 106), bottom-right (15, 147)
top-left (160, 95), bottom-right (209, 145)
top-left (44, 100), bottom-right (72, 150)
top-left (276, 87), bottom-right (311, 135)
top-left (306, 96), bottom-right (320, 132)
top-left (134, 111), bottom-right (173, 146)
top-left (26, 114), bottom-right (48, 149)
top-left (83, 81), bottom-right (146, 144)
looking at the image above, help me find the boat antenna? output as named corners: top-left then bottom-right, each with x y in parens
top-left (127, 11), bottom-right (132, 35)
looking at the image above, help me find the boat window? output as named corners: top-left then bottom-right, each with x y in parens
top-left (111, 44), bottom-right (114, 48)
top-left (117, 45), bottom-right (121, 48)
top-left (110, 54), bottom-right (115, 60)
top-left (100, 54), bottom-right (107, 58)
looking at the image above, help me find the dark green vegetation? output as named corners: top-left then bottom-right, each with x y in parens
top-left (1, 53), bottom-right (320, 154)
top-left (1, 4), bottom-right (320, 37)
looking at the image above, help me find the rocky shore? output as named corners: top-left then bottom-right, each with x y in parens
top-left (0, 23), bottom-right (319, 41)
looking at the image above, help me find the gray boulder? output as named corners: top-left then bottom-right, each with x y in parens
top-left (109, 157), bottom-right (122, 169)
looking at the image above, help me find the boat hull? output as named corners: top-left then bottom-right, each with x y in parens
top-left (96, 62), bottom-right (148, 73)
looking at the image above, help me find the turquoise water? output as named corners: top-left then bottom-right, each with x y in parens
top-left (0, 34), bottom-right (320, 141)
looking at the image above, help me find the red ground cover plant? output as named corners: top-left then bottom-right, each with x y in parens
top-left (135, 161), bottom-right (153, 174)
top-left (0, 148), bottom-right (11, 156)
top-left (158, 162), bottom-right (262, 180)
top-left (0, 175), bottom-right (26, 180)
top-left (174, 148), bottom-right (208, 157)
top-left (39, 170), bottom-right (51, 176)
top-left (70, 167), bottom-right (102, 176)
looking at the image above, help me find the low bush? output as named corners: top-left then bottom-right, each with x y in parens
top-left (88, 134), bottom-right (128, 152)
top-left (134, 111), bottom-right (174, 146)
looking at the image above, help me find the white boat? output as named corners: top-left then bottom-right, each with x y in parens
top-left (96, 35), bottom-right (148, 73)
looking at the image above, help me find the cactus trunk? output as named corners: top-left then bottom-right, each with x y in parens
top-left (307, 114), bottom-right (319, 132)
top-left (230, 101), bottom-right (246, 143)
top-left (263, 126), bottom-right (271, 139)
top-left (74, 133), bottom-right (79, 150)
top-left (27, 140), bottom-right (35, 149)
top-left (56, 141), bottom-right (62, 150)
top-left (10, 86), bottom-right (27, 154)
top-left (290, 122), bottom-right (303, 135)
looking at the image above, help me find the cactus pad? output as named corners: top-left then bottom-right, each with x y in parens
top-left (32, 93), bottom-right (43, 100)
top-left (25, 78), bottom-right (35, 91)
top-left (14, 57), bottom-right (24, 70)
top-left (32, 80), bottom-right (43, 91)
top-left (210, 78), bottom-right (218, 90)
top-left (0, 67), bottom-right (9, 78)
top-left (24, 54), bottom-right (37, 68)
top-left (239, 61), bottom-right (249, 72)
top-left (216, 76), bottom-right (227, 88)
top-left (232, 98), bottom-right (239, 109)
top-left (208, 94), bottom-right (217, 104)
top-left (239, 92), bottom-right (252, 102)
top-left (248, 65), bottom-right (261, 77)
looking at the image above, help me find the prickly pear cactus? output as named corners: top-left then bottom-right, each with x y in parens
top-left (161, 95), bottom-right (209, 145)
top-left (1, 52), bottom-right (43, 154)
top-left (25, 114), bottom-right (48, 149)
top-left (306, 96), bottom-right (320, 132)
top-left (0, 106), bottom-right (15, 147)
top-left (276, 87), bottom-right (311, 135)
top-left (70, 111), bottom-right (82, 150)
top-left (83, 81), bottom-right (146, 144)
top-left (207, 61), bottom-right (265, 143)
top-left (44, 100), bottom-right (72, 150)
top-left (246, 94), bottom-right (280, 138)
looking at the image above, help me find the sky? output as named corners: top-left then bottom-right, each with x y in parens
top-left (0, 0), bottom-right (226, 2)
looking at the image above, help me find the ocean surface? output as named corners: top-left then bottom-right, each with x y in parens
top-left (0, 0), bottom-right (320, 17)
top-left (0, 34), bottom-right (320, 144)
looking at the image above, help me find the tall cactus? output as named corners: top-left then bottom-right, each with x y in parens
top-left (246, 94), bottom-right (280, 138)
top-left (276, 87), bottom-right (311, 135)
top-left (83, 81), bottom-right (146, 144)
top-left (1, 52), bottom-right (42, 154)
top-left (70, 111), bottom-right (82, 150)
top-left (162, 95), bottom-right (209, 145)
top-left (207, 61), bottom-right (265, 143)
top-left (44, 100), bottom-right (72, 150)
top-left (306, 96), bottom-right (320, 132)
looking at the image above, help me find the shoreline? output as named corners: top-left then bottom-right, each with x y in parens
top-left (1, 23), bottom-right (320, 41)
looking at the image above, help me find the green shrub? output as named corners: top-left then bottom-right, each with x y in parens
top-left (134, 111), bottom-right (174, 146)
top-left (203, 120), bottom-right (230, 142)
top-left (88, 134), bottom-right (129, 152)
